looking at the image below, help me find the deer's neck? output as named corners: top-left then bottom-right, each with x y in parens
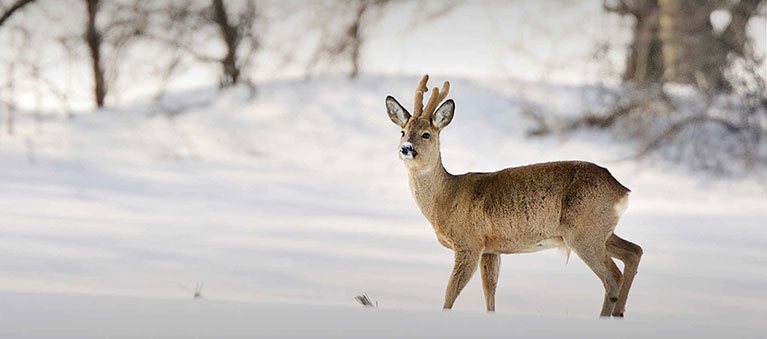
top-left (407, 157), bottom-right (456, 224)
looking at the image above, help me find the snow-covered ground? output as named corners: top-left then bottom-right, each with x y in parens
top-left (1, 76), bottom-right (766, 335)
top-left (1, 291), bottom-right (763, 338)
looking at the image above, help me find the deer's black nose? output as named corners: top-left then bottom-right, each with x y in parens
top-left (400, 144), bottom-right (412, 154)
top-left (400, 143), bottom-right (416, 158)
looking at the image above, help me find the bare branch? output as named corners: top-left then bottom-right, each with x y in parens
top-left (306, 0), bottom-right (456, 79)
top-left (635, 115), bottom-right (745, 158)
top-left (141, 32), bottom-right (220, 64)
top-left (0, 0), bottom-right (35, 27)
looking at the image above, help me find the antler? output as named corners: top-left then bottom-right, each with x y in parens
top-left (413, 74), bottom-right (450, 119)
top-left (413, 74), bottom-right (429, 118)
top-left (423, 80), bottom-right (450, 118)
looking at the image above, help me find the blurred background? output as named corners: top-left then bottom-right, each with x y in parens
top-left (0, 0), bottom-right (766, 324)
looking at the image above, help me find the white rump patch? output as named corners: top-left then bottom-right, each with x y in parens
top-left (614, 193), bottom-right (630, 217)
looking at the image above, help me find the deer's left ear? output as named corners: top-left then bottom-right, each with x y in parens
top-left (386, 96), bottom-right (410, 128)
top-left (432, 99), bottom-right (454, 129)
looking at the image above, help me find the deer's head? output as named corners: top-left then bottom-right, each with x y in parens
top-left (386, 75), bottom-right (454, 172)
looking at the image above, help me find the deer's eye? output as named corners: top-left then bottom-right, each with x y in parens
top-left (422, 132), bottom-right (430, 139)
top-left (400, 131), bottom-right (405, 137)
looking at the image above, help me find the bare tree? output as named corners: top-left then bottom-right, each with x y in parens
top-left (12, 0), bottom-right (152, 110)
top-left (2, 0), bottom-right (263, 117)
top-left (548, 0), bottom-right (767, 176)
top-left (306, 0), bottom-right (389, 79)
top-left (1, 1), bottom-right (36, 134)
top-left (603, 0), bottom-right (663, 85)
top-left (146, 0), bottom-right (260, 90)
top-left (306, 0), bottom-right (457, 79)
top-left (84, 0), bottom-right (106, 108)
top-left (605, 0), bottom-right (764, 90)
top-left (1, 14), bottom-right (75, 126)
top-left (211, 0), bottom-right (251, 87)
top-left (80, 0), bottom-right (157, 108)
top-left (344, 0), bottom-right (373, 79)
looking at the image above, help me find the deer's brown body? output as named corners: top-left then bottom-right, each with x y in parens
top-left (414, 161), bottom-right (629, 254)
top-left (386, 75), bottom-right (643, 317)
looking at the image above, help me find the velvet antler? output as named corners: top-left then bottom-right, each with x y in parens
top-left (422, 80), bottom-right (450, 119)
top-left (412, 74), bottom-right (450, 119)
top-left (413, 74), bottom-right (430, 118)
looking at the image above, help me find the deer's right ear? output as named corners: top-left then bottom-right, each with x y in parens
top-left (386, 96), bottom-right (410, 128)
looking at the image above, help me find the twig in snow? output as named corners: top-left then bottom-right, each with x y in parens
top-left (355, 293), bottom-right (377, 308)
top-left (176, 281), bottom-right (205, 299)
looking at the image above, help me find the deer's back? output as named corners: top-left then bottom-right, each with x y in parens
top-left (451, 161), bottom-right (630, 252)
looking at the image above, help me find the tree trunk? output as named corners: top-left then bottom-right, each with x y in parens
top-left (611, 0), bottom-right (763, 90)
top-left (658, 0), bottom-right (728, 89)
top-left (212, 0), bottom-right (240, 87)
top-left (85, 0), bottom-right (106, 108)
top-left (347, 3), bottom-right (366, 79)
top-left (622, 0), bottom-right (663, 85)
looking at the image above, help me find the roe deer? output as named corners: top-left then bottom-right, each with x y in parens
top-left (385, 75), bottom-right (643, 317)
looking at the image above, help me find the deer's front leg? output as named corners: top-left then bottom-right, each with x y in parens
top-left (443, 249), bottom-right (481, 310)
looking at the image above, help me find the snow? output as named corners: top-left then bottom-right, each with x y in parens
top-left (1, 291), bottom-right (762, 338)
top-left (1, 75), bottom-right (766, 336)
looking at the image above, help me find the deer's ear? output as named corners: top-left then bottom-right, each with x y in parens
top-left (432, 99), bottom-right (454, 129)
top-left (386, 96), bottom-right (410, 128)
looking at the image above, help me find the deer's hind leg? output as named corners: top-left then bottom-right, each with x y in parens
top-left (480, 253), bottom-right (501, 312)
top-left (565, 231), bottom-right (623, 317)
top-left (607, 233), bottom-right (643, 317)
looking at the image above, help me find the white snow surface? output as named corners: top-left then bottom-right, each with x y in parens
top-left (1, 291), bottom-right (762, 339)
top-left (1, 75), bottom-right (766, 335)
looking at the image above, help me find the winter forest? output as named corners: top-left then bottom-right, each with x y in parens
top-left (1, 0), bottom-right (766, 337)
